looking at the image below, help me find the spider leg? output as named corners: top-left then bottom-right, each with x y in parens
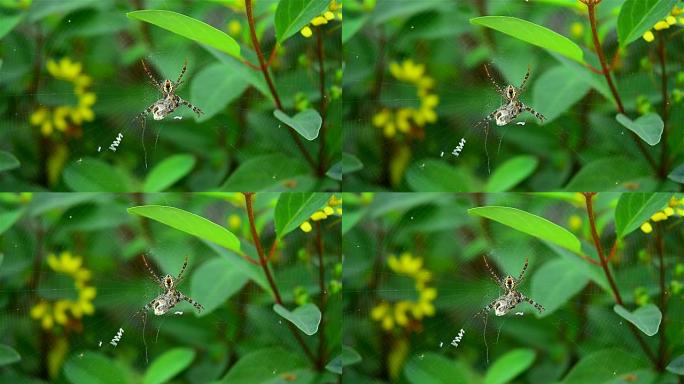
top-left (521, 103), bottom-right (545, 123)
top-left (177, 96), bottom-right (204, 117)
top-left (141, 60), bottom-right (162, 92)
top-left (475, 300), bottom-right (497, 318)
top-left (482, 256), bottom-right (504, 289)
top-left (141, 255), bottom-right (163, 287)
top-left (178, 291), bottom-right (204, 313)
top-left (175, 58), bottom-right (187, 87)
top-left (517, 257), bottom-right (529, 283)
top-left (484, 64), bottom-right (505, 97)
top-left (176, 255), bottom-right (188, 283)
top-left (519, 65), bottom-right (531, 92)
top-left (521, 295), bottom-right (545, 313)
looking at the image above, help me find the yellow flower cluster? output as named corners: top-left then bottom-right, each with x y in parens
top-left (640, 196), bottom-right (684, 234)
top-left (371, 252), bottom-right (437, 331)
top-left (300, 0), bottom-right (342, 38)
top-left (30, 58), bottom-right (96, 136)
top-left (30, 251), bottom-right (96, 330)
top-left (300, 195), bottom-right (342, 232)
top-left (373, 60), bottom-right (439, 138)
top-left (642, 6), bottom-right (684, 42)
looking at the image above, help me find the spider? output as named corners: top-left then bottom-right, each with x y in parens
top-left (477, 65), bottom-right (545, 127)
top-left (478, 256), bottom-right (544, 317)
top-left (141, 255), bottom-right (204, 316)
top-left (139, 59), bottom-right (204, 121)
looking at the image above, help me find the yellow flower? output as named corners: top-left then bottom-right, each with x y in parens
top-left (640, 197), bottom-right (684, 233)
top-left (642, 6), bottom-right (684, 42)
top-left (568, 215), bottom-right (582, 231)
top-left (299, 0), bottom-right (342, 37)
top-left (300, 221), bottom-right (313, 232)
top-left (227, 20), bottom-right (241, 36)
top-left (570, 22), bottom-right (584, 38)
top-left (300, 195), bottom-right (342, 232)
top-left (228, 214), bottom-right (242, 230)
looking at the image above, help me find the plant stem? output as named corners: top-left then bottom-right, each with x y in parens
top-left (316, 28), bottom-right (328, 175)
top-left (583, 1), bottom-right (658, 173)
top-left (655, 223), bottom-right (668, 370)
top-left (316, 221), bottom-right (328, 368)
top-left (244, 0), bottom-right (317, 172)
top-left (242, 193), bottom-right (317, 365)
top-left (658, 33), bottom-right (670, 176)
top-left (582, 192), bottom-right (658, 366)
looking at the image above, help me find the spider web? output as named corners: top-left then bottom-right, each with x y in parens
top-left (342, 0), bottom-right (658, 187)
top-left (342, 193), bottom-right (684, 383)
top-left (0, 192), bottom-right (335, 382)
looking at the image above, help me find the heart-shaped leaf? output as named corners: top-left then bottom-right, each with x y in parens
top-left (617, 0), bottom-right (679, 47)
top-left (615, 113), bottom-right (664, 146)
top-left (470, 16), bottom-right (584, 63)
top-left (273, 109), bottom-right (322, 141)
top-left (273, 303), bottom-right (321, 335)
top-left (613, 304), bottom-right (662, 336)
top-left (127, 10), bottom-right (240, 58)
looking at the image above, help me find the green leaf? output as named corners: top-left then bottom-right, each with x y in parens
top-left (274, 193), bottom-right (331, 239)
top-left (614, 193), bottom-right (671, 238)
top-left (127, 10), bottom-right (240, 58)
top-left (273, 109), bottom-right (322, 141)
top-left (531, 259), bottom-right (589, 317)
top-left (221, 153), bottom-right (309, 191)
top-left (613, 304), bottom-right (662, 336)
top-left (668, 164), bottom-right (684, 183)
top-left (617, 0), bottom-right (679, 47)
top-left (220, 347), bottom-right (307, 383)
top-left (128, 205), bottom-right (240, 253)
top-left (63, 158), bottom-right (133, 192)
top-left (274, 0), bottom-right (331, 43)
top-left (0, 209), bottom-right (24, 235)
top-left (565, 156), bottom-right (649, 191)
top-left (666, 355), bottom-right (684, 375)
top-left (273, 303), bottom-right (321, 335)
top-left (532, 66), bottom-right (591, 123)
top-left (342, 15), bottom-right (368, 44)
top-left (404, 352), bottom-right (473, 384)
top-left (63, 352), bottom-right (129, 384)
top-left (485, 155), bottom-right (538, 192)
top-left (484, 349), bottom-right (535, 384)
top-left (470, 16), bottom-right (584, 63)
top-left (191, 257), bottom-right (249, 316)
top-left (468, 206), bottom-right (581, 253)
top-left (0, 151), bottom-right (20, 172)
top-left (406, 160), bottom-right (473, 192)
top-left (0, 344), bottom-right (20, 366)
top-left (325, 346), bottom-right (362, 375)
top-left (326, 153), bottom-right (363, 181)
top-left (143, 154), bottom-right (196, 192)
top-left (190, 63), bottom-right (249, 122)
top-left (615, 113), bottom-right (664, 146)
top-left (0, 13), bottom-right (25, 39)
top-left (562, 349), bottom-right (646, 384)
top-left (143, 348), bottom-right (195, 384)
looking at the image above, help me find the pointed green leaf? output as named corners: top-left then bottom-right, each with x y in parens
top-left (274, 193), bottom-right (331, 239)
top-left (616, 113), bottom-right (664, 146)
top-left (221, 153), bottom-right (309, 191)
top-left (470, 16), bottom-right (584, 63)
top-left (531, 258), bottom-right (589, 317)
top-left (273, 303), bottom-right (321, 335)
top-left (191, 257), bottom-right (249, 316)
top-left (0, 209), bottom-right (25, 235)
top-left (143, 348), bottom-right (195, 384)
top-left (63, 158), bottom-right (133, 192)
top-left (326, 153), bottom-right (363, 181)
top-left (617, 0), bottom-right (679, 47)
top-left (63, 352), bottom-right (128, 384)
top-left (666, 355), bottom-right (684, 375)
top-left (127, 10), bottom-right (240, 58)
top-left (273, 109), bottom-right (322, 141)
top-left (485, 155), bottom-right (538, 192)
top-left (613, 304), bottom-right (662, 336)
top-left (128, 205), bottom-right (240, 253)
top-left (274, 0), bottom-right (331, 43)
top-left (484, 349), bottom-right (535, 384)
top-left (532, 65), bottom-right (591, 123)
top-left (468, 206), bottom-right (581, 253)
top-left (143, 154), bottom-right (196, 192)
top-left (668, 164), bottom-right (684, 183)
top-left (325, 346), bottom-right (362, 375)
top-left (615, 193), bottom-right (671, 238)
top-left (190, 62), bottom-right (249, 122)
top-left (0, 151), bottom-right (20, 173)
top-left (562, 349), bottom-right (647, 384)
top-left (221, 347), bottom-right (307, 383)
top-left (0, 344), bottom-right (20, 366)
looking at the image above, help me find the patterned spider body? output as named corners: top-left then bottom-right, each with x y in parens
top-left (141, 255), bottom-right (204, 316)
top-left (139, 60), bottom-right (204, 122)
top-left (478, 65), bottom-right (546, 128)
top-left (480, 256), bottom-right (544, 317)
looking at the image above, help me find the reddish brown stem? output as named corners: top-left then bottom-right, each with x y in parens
top-left (583, 193), bottom-right (658, 366)
top-left (244, 0), bottom-right (317, 171)
top-left (242, 193), bottom-right (317, 365)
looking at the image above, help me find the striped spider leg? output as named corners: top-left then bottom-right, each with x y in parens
top-left (137, 59), bottom-right (204, 122)
top-left (478, 256), bottom-right (544, 317)
top-left (140, 255), bottom-right (204, 316)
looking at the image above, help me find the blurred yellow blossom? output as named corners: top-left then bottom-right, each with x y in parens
top-left (568, 215), bottom-right (582, 231)
top-left (227, 19), bottom-right (241, 36)
top-left (371, 252), bottom-right (437, 331)
top-left (30, 251), bottom-right (96, 330)
top-left (300, 195), bottom-right (342, 233)
top-left (30, 57), bottom-right (96, 137)
top-left (640, 196), bottom-right (684, 233)
top-left (642, 6), bottom-right (683, 42)
top-left (570, 22), bottom-right (584, 38)
top-left (300, 0), bottom-right (342, 38)
top-left (228, 214), bottom-right (242, 230)
top-left (373, 60), bottom-right (439, 138)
